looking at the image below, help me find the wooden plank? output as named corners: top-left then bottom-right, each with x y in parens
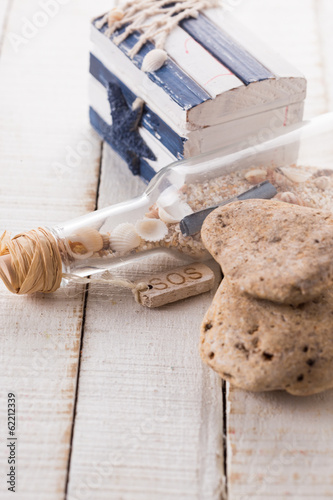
top-left (164, 25), bottom-right (243, 99)
top-left (67, 145), bottom-right (224, 500)
top-left (0, 0), bottom-right (10, 48)
top-left (180, 13), bottom-right (274, 85)
top-left (317, 0), bottom-right (333, 110)
top-left (112, 25), bottom-right (212, 107)
top-left (227, 386), bottom-right (333, 499)
top-left (226, 1), bottom-right (333, 499)
top-left (0, 0), bottom-right (111, 498)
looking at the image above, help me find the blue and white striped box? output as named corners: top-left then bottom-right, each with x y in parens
top-left (89, 3), bottom-right (306, 182)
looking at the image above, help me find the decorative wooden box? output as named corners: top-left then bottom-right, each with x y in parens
top-left (89, 2), bottom-right (306, 182)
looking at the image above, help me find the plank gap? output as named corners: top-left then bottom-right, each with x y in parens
top-left (94, 141), bottom-right (105, 210)
top-left (64, 284), bottom-right (89, 500)
top-left (64, 140), bottom-right (104, 499)
top-left (222, 380), bottom-right (228, 499)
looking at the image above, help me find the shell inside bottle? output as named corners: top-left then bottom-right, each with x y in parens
top-left (49, 114), bottom-right (333, 278)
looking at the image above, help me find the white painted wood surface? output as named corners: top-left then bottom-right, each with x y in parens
top-left (0, 0), bottom-right (110, 498)
top-left (0, 0), bottom-right (10, 46)
top-left (0, 1), bottom-right (332, 499)
top-left (66, 145), bottom-right (224, 500)
top-left (226, 1), bottom-right (333, 499)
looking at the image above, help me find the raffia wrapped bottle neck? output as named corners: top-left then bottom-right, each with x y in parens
top-left (0, 228), bottom-right (63, 294)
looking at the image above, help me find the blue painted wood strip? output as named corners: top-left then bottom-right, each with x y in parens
top-left (90, 107), bottom-right (156, 182)
top-left (95, 20), bottom-right (211, 110)
top-left (180, 14), bottom-right (274, 85)
top-left (90, 53), bottom-right (185, 159)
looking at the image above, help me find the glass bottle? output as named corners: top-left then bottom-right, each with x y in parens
top-left (1, 112), bottom-right (333, 292)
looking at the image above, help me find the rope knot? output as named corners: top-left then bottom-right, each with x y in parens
top-left (132, 281), bottom-right (149, 304)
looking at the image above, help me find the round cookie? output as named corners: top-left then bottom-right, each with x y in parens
top-left (200, 278), bottom-right (333, 396)
top-left (201, 199), bottom-right (333, 306)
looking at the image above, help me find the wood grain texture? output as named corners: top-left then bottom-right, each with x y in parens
top-left (1, 0), bottom-right (332, 499)
top-left (0, 0), bottom-right (10, 49)
top-left (137, 263), bottom-right (215, 308)
top-left (317, 0), bottom-right (333, 110)
top-left (0, 0), bottom-right (110, 498)
top-left (226, 1), bottom-right (333, 498)
top-left (67, 145), bottom-right (224, 500)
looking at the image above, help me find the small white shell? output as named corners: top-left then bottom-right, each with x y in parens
top-left (267, 168), bottom-right (288, 187)
top-left (68, 249), bottom-right (93, 261)
top-left (156, 185), bottom-right (179, 210)
top-left (145, 206), bottom-right (159, 219)
top-left (244, 168), bottom-right (267, 184)
top-left (280, 167), bottom-right (312, 183)
top-left (68, 228), bottom-right (104, 259)
top-left (314, 176), bottom-right (330, 191)
top-left (109, 223), bottom-right (141, 253)
top-left (107, 8), bottom-right (124, 25)
top-left (274, 192), bottom-right (305, 206)
top-left (141, 49), bottom-right (168, 73)
top-left (158, 202), bottom-right (193, 224)
top-left (101, 234), bottom-right (111, 250)
top-left (135, 218), bottom-right (168, 242)
top-left (158, 207), bottom-right (179, 224)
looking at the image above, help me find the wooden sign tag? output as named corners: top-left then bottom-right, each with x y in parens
top-left (136, 262), bottom-right (215, 308)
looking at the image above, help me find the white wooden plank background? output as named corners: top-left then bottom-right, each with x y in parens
top-left (66, 146), bottom-right (224, 500)
top-left (0, 0), bottom-right (109, 498)
top-left (0, 0), bottom-right (332, 499)
top-left (0, 0), bottom-right (10, 46)
top-left (226, 1), bottom-right (333, 499)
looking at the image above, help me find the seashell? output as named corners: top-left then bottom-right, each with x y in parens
top-left (244, 168), bottom-right (267, 184)
top-left (135, 218), bottom-right (168, 242)
top-left (156, 186), bottom-right (179, 210)
top-left (274, 192), bottom-right (305, 206)
top-left (141, 49), bottom-right (168, 73)
top-left (107, 8), bottom-right (124, 26)
top-left (158, 202), bottom-right (193, 224)
top-left (109, 223), bottom-right (141, 253)
top-left (267, 168), bottom-right (289, 187)
top-left (314, 176), bottom-right (330, 191)
top-left (68, 228), bottom-right (104, 259)
top-left (158, 207), bottom-right (180, 224)
top-left (68, 247), bottom-right (93, 260)
top-left (315, 168), bottom-right (333, 177)
top-left (101, 234), bottom-right (111, 250)
top-left (280, 167), bottom-right (312, 183)
top-left (145, 204), bottom-right (159, 219)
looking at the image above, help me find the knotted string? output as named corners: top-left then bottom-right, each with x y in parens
top-left (96, 0), bottom-right (219, 56)
top-left (0, 228), bottom-right (149, 303)
top-left (62, 273), bottom-right (149, 303)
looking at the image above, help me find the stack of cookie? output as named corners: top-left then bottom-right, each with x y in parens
top-left (200, 199), bottom-right (333, 396)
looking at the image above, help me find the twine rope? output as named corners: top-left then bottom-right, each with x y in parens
top-left (0, 228), bottom-right (149, 302)
top-left (62, 273), bottom-right (149, 304)
top-left (96, 0), bottom-right (219, 57)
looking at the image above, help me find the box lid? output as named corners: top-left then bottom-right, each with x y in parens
top-left (89, 1), bottom-right (306, 179)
